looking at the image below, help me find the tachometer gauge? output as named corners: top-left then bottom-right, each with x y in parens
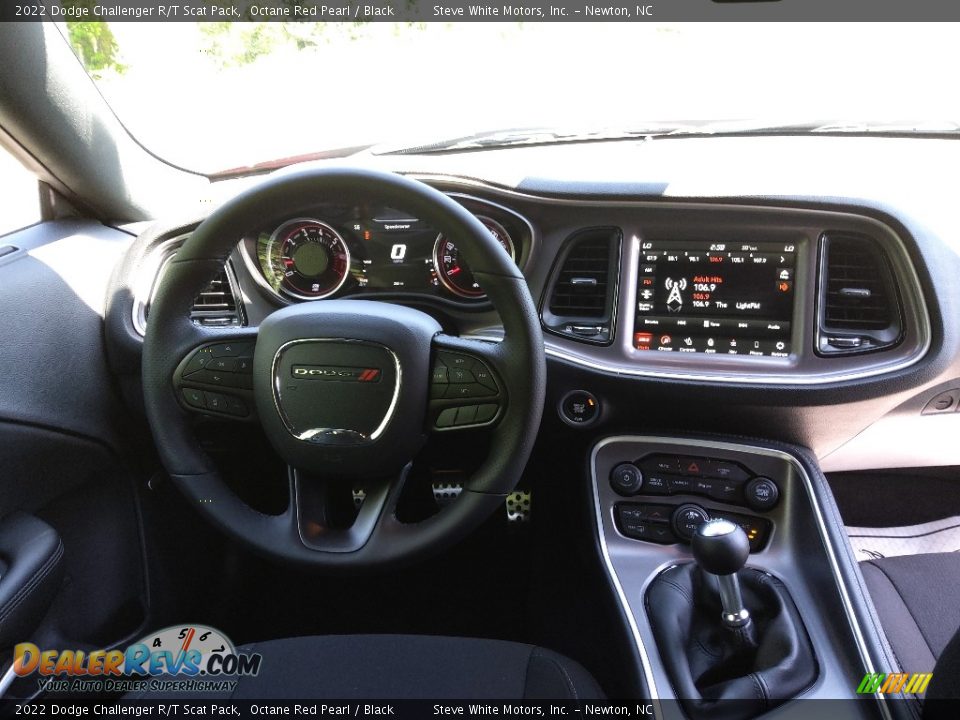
top-left (259, 219), bottom-right (350, 300)
top-left (434, 217), bottom-right (515, 298)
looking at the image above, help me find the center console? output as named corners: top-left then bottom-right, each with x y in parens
top-left (591, 436), bottom-right (898, 718)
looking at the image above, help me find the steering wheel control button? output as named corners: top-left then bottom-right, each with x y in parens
top-left (558, 390), bottom-right (600, 427)
top-left (204, 391), bottom-right (230, 413)
top-left (431, 365), bottom-right (449, 384)
top-left (610, 463), bottom-right (644, 496)
top-left (182, 352), bottom-right (210, 376)
top-left (474, 404), bottom-right (498, 423)
top-left (210, 342), bottom-right (253, 357)
top-left (435, 408), bottom-right (458, 428)
top-left (182, 388), bottom-right (205, 409)
top-left (431, 352), bottom-right (501, 414)
top-left (744, 476), bottom-right (780, 512)
top-left (448, 367), bottom-right (475, 384)
top-left (672, 504), bottom-right (711, 541)
top-left (455, 405), bottom-right (479, 425)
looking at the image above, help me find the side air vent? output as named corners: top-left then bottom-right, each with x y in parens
top-left (136, 245), bottom-right (245, 335)
top-left (817, 232), bottom-right (902, 355)
top-left (190, 267), bottom-right (243, 327)
top-left (541, 228), bottom-right (621, 344)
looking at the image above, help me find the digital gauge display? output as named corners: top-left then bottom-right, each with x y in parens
top-left (255, 207), bottom-right (521, 302)
top-left (633, 241), bottom-right (797, 357)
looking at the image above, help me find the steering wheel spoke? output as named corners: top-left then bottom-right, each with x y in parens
top-left (428, 333), bottom-right (506, 432)
top-left (175, 331), bottom-right (259, 421)
top-left (290, 465), bottom-right (404, 554)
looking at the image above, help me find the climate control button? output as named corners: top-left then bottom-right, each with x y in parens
top-left (610, 463), bottom-right (644, 496)
top-left (744, 476), bottom-right (780, 512)
top-left (672, 503), bottom-right (711, 541)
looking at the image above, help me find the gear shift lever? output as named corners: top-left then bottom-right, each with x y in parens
top-left (692, 518), bottom-right (751, 628)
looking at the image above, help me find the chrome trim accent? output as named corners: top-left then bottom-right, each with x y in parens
top-left (590, 435), bottom-right (886, 709)
top-left (131, 235), bottom-right (188, 336)
top-left (541, 227), bottom-right (622, 347)
top-left (263, 218), bottom-right (352, 301)
top-left (433, 215), bottom-right (516, 299)
top-left (590, 445), bottom-right (661, 704)
top-left (270, 338), bottom-right (402, 444)
top-left (466, 330), bottom-right (929, 386)
top-left (443, 191), bottom-right (538, 269)
top-left (132, 234), bottom-right (246, 336)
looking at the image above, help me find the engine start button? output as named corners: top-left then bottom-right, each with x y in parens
top-left (559, 390), bottom-right (600, 427)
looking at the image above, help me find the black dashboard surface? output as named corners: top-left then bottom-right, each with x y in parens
top-left (9, 134), bottom-right (960, 473)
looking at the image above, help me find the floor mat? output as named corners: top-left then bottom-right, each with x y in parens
top-left (846, 516), bottom-right (960, 562)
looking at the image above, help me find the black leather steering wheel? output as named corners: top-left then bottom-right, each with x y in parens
top-left (142, 167), bottom-right (546, 570)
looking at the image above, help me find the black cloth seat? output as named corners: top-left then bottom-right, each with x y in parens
top-left (860, 552), bottom-right (960, 674)
top-left (128, 635), bottom-right (603, 700)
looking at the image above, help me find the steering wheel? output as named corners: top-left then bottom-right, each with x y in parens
top-left (142, 167), bottom-right (546, 570)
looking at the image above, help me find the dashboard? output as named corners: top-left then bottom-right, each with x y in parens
top-left (194, 186), bottom-right (927, 388)
top-left (111, 134), bottom-right (960, 474)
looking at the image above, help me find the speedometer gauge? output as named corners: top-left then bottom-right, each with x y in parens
top-left (434, 217), bottom-right (515, 299)
top-left (259, 219), bottom-right (350, 300)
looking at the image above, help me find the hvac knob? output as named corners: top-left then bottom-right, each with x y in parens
top-left (671, 503), bottom-right (710, 541)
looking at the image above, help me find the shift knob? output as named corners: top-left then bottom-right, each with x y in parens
top-left (692, 518), bottom-right (750, 576)
top-left (692, 518), bottom-right (751, 628)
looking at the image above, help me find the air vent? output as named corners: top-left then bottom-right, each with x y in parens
top-left (137, 254), bottom-right (245, 334)
top-left (190, 267), bottom-right (242, 327)
top-left (541, 228), bottom-right (621, 344)
top-left (817, 233), bottom-right (901, 355)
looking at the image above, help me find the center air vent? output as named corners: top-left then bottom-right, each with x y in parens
top-left (541, 228), bottom-right (621, 344)
top-left (817, 232), bottom-right (902, 355)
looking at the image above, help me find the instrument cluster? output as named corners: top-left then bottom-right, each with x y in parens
top-left (241, 197), bottom-right (532, 305)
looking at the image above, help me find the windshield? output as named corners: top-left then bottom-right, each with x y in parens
top-left (71, 22), bottom-right (960, 175)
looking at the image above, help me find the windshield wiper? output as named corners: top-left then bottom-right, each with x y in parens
top-left (374, 125), bottom-right (703, 155)
top-left (376, 119), bottom-right (960, 156)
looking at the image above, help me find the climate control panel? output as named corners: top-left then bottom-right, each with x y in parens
top-left (608, 451), bottom-right (780, 551)
top-left (614, 501), bottom-right (772, 551)
top-left (609, 453), bottom-right (780, 513)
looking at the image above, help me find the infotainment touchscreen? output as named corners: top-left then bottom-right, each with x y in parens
top-left (633, 241), bottom-right (796, 357)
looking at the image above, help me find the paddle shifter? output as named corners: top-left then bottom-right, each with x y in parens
top-left (691, 518), bottom-right (751, 629)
